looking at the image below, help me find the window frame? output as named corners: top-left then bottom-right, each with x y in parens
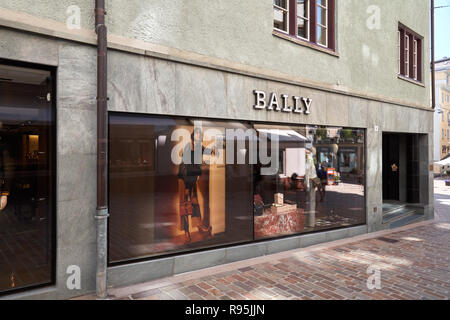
top-left (273, 0), bottom-right (336, 52)
top-left (296, 0), bottom-right (310, 41)
top-left (398, 23), bottom-right (423, 83)
top-left (413, 39), bottom-right (418, 80)
top-left (316, 0), bottom-right (329, 48)
top-left (273, 0), bottom-right (290, 34)
top-left (404, 34), bottom-right (410, 78)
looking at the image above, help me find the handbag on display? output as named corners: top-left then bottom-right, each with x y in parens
top-left (191, 196), bottom-right (201, 218)
top-left (180, 201), bottom-right (193, 216)
top-left (312, 177), bottom-right (321, 188)
top-left (254, 194), bottom-right (264, 216)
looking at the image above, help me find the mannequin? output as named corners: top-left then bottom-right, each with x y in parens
top-left (178, 128), bottom-right (213, 243)
top-left (0, 149), bottom-right (8, 212)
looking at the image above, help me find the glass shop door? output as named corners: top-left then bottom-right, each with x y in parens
top-left (0, 62), bottom-right (55, 295)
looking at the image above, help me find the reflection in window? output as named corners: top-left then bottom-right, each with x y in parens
top-left (109, 115), bottom-right (254, 263)
top-left (316, 0), bottom-right (328, 46)
top-left (274, 0), bottom-right (289, 32)
top-left (253, 125), bottom-right (365, 240)
top-left (297, 0), bottom-right (310, 40)
top-left (109, 114), bottom-right (366, 262)
top-left (0, 63), bottom-right (55, 294)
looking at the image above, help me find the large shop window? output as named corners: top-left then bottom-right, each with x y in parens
top-left (109, 114), bottom-right (365, 263)
top-left (0, 62), bottom-right (55, 294)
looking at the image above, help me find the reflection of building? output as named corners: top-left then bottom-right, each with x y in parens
top-left (312, 129), bottom-right (364, 178)
top-left (433, 58), bottom-right (450, 161)
top-left (0, 1), bottom-right (434, 299)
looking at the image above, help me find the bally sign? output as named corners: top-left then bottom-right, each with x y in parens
top-left (253, 90), bottom-right (312, 115)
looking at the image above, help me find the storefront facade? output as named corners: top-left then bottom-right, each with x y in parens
top-left (0, 1), bottom-right (434, 299)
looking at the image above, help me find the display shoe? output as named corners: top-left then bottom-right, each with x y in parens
top-left (198, 225), bottom-right (213, 237)
top-left (184, 232), bottom-right (191, 243)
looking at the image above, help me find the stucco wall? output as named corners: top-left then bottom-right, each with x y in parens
top-left (0, 0), bottom-right (431, 107)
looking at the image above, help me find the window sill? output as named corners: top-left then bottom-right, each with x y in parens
top-left (398, 74), bottom-right (425, 87)
top-left (273, 30), bottom-right (339, 58)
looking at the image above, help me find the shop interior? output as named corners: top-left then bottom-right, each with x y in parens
top-left (109, 115), bottom-right (366, 263)
top-left (0, 63), bottom-right (54, 294)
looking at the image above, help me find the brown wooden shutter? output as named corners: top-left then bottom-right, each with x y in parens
top-left (289, 0), bottom-right (297, 36)
top-left (328, 0), bottom-right (336, 50)
top-left (399, 28), bottom-right (405, 76)
top-left (310, 0), bottom-right (317, 43)
top-left (409, 33), bottom-right (414, 79)
top-left (417, 38), bottom-right (422, 82)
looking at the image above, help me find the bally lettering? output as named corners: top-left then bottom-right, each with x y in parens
top-left (253, 90), bottom-right (312, 115)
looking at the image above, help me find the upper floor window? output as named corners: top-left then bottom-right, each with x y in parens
top-left (398, 24), bottom-right (423, 82)
top-left (273, 0), bottom-right (336, 51)
top-left (274, 0), bottom-right (289, 32)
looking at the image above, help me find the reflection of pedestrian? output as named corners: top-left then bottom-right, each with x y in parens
top-left (178, 128), bottom-right (212, 243)
top-left (316, 162), bottom-right (327, 201)
top-left (305, 150), bottom-right (317, 228)
top-left (0, 148), bottom-right (9, 212)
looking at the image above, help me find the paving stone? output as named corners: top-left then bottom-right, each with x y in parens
top-left (86, 180), bottom-right (450, 301)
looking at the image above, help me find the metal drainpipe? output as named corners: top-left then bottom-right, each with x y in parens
top-left (95, 0), bottom-right (109, 299)
top-left (431, 0), bottom-right (436, 109)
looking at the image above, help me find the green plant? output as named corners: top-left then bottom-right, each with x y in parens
top-left (340, 129), bottom-right (354, 140)
top-left (316, 128), bottom-right (327, 140)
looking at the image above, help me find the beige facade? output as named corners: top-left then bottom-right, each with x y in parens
top-left (434, 59), bottom-right (450, 162)
top-left (436, 70), bottom-right (450, 159)
top-left (438, 85), bottom-right (450, 159)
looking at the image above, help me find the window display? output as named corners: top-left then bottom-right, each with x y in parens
top-left (109, 115), bottom-right (254, 263)
top-left (109, 113), bottom-right (366, 263)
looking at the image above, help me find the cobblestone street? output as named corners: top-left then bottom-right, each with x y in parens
top-left (82, 179), bottom-right (450, 300)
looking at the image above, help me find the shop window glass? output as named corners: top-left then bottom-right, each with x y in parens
top-left (253, 125), bottom-right (365, 240)
top-left (0, 63), bottom-right (55, 294)
top-left (109, 114), bottom-right (366, 262)
top-left (109, 114), bottom-right (254, 263)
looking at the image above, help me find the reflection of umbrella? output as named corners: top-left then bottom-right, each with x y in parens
top-left (257, 129), bottom-right (309, 142)
top-left (435, 158), bottom-right (450, 167)
top-left (331, 143), bottom-right (339, 154)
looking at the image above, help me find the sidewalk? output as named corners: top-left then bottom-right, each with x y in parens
top-left (80, 179), bottom-right (450, 300)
